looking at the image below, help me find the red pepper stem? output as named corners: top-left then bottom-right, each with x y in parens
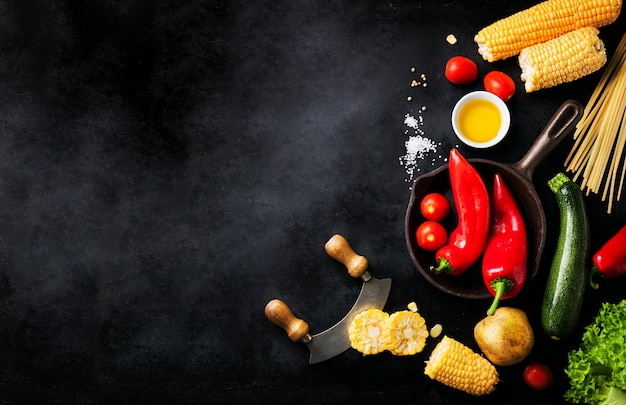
top-left (589, 266), bottom-right (601, 290)
top-left (430, 258), bottom-right (454, 275)
top-left (486, 278), bottom-right (513, 316)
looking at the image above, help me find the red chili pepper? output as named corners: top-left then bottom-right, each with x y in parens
top-left (482, 174), bottom-right (527, 315)
top-left (589, 224), bottom-right (626, 289)
top-left (430, 148), bottom-right (490, 276)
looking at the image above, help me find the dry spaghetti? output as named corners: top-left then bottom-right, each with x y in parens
top-left (565, 31), bottom-right (626, 214)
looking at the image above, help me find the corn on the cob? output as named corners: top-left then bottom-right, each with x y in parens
top-left (348, 308), bottom-right (390, 355)
top-left (387, 310), bottom-right (429, 356)
top-left (519, 27), bottom-right (607, 92)
top-left (424, 335), bottom-right (499, 396)
top-left (475, 0), bottom-right (622, 62)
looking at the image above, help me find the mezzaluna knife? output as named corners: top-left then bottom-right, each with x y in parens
top-left (265, 234), bottom-right (392, 364)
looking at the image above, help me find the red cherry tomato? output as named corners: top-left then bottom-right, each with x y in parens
top-left (420, 193), bottom-right (450, 221)
top-left (445, 56), bottom-right (478, 85)
top-left (522, 362), bottom-right (554, 391)
top-left (416, 221), bottom-right (448, 251)
top-left (484, 71), bottom-right (516, 102)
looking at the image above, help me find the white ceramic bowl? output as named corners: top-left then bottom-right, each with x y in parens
top-left (451, 91), bottom-right (510, 149)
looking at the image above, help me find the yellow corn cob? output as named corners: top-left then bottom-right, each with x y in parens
top-left (348, 308), bottom-right (390, 355)
top-left (424, 336), bottom-right (499, 396)
top-left (387, 310), bottom-right (429, 356)
top-left (519, 27), bottom-right (607, 92)
top-left (475, 0), bottom-right (622, 62)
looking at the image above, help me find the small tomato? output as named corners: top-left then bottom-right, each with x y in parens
top-left (420, 193), bottom-right (450, 221)
top-left (445, 56), bottom-right (478, 85)
top-left (484, 71), bottom-right (516, 102)
top-left (416, 221), bottom-right (448, 252)
top-left (522, 362), bottom-right (554, 391)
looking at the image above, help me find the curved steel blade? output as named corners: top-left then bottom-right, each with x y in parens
top-left (307, 276), bottom-right (391, 364)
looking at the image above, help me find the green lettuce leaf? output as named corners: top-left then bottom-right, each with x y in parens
top-left (564, 300), bottom-right (626, 405)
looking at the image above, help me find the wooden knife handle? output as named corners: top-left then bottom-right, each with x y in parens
top-left (264, 299), bottom-right (311, 343)
top-left (325, 234), bottom-right (369, 279)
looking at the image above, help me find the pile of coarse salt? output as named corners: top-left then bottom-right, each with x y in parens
top-left (399, 69), bottom-right (444, 186)
top-left (399, 110), bottom-right (441, 184)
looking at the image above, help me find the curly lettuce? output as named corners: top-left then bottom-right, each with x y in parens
top-left (565, 300), bottom-right (626, 405)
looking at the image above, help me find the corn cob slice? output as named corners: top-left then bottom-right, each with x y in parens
top-left (475, 0), bottom-right (622, 62)
top-left (519, 27), bottom-right (607, 92)
top-left (348, 308), bottom-right (390, 355)
top-left (424, 335), bottom-right (499, 396)
top-left (387, 310), bottom-right (429, 356)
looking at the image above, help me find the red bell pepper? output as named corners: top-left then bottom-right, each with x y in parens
top-left (482, 174), bottom-right (527, 315)
top-left (430, 148), bottom-right (490, 276)
top-left (589, 224), bottom-right (626, 290)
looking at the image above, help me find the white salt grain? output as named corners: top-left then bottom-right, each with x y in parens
top-left (404, 114), bottom-right (420, 129)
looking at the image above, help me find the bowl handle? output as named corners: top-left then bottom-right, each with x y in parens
top-left (511, 99), bottom-right (584, 180)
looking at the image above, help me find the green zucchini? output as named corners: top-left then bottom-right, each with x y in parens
top-left (541, 172), bottom-right (590, 340)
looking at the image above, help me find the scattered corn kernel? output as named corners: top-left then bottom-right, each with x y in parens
top-left (424, 335), bottom-right (499, 396)
top-left (407, 302), bottom-right (418, 312)
top-left (446, 34), bottom-right (457, 45)
top-left (430, 323), bottom-right (443, 338)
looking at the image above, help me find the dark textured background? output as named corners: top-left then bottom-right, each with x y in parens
top-left (0, 0), bottom-right (624, 403)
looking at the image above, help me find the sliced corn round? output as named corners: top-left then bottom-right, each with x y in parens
top-left (387, 310), bottom-right (429, 356)
top-left (348, 309), bottom-right (390, 355)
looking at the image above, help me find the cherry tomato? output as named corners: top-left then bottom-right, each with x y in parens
top-left (522, 362), bottom-right (554, 391)
top-left (420, 193), bottom-right (450, 221)
top-left (484, 71), bottom-right (516, 102)
top-left (416, 221), bottom-right (448, 251)
top-left (445, 56), bottom-right (478, 85)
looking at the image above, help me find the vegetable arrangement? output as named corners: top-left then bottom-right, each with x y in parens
top-left (269, 1), bottom-right (626, 402)
top-left (416, 151), bottom-right (530, 312)
top-left (413, 0), bottom-right (624, 400)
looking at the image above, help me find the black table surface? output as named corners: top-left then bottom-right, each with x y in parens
top-left (1, 1), bottom-right (625, 403)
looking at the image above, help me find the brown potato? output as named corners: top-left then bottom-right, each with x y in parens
top-left (474, 307), bottom-right (534, 366)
